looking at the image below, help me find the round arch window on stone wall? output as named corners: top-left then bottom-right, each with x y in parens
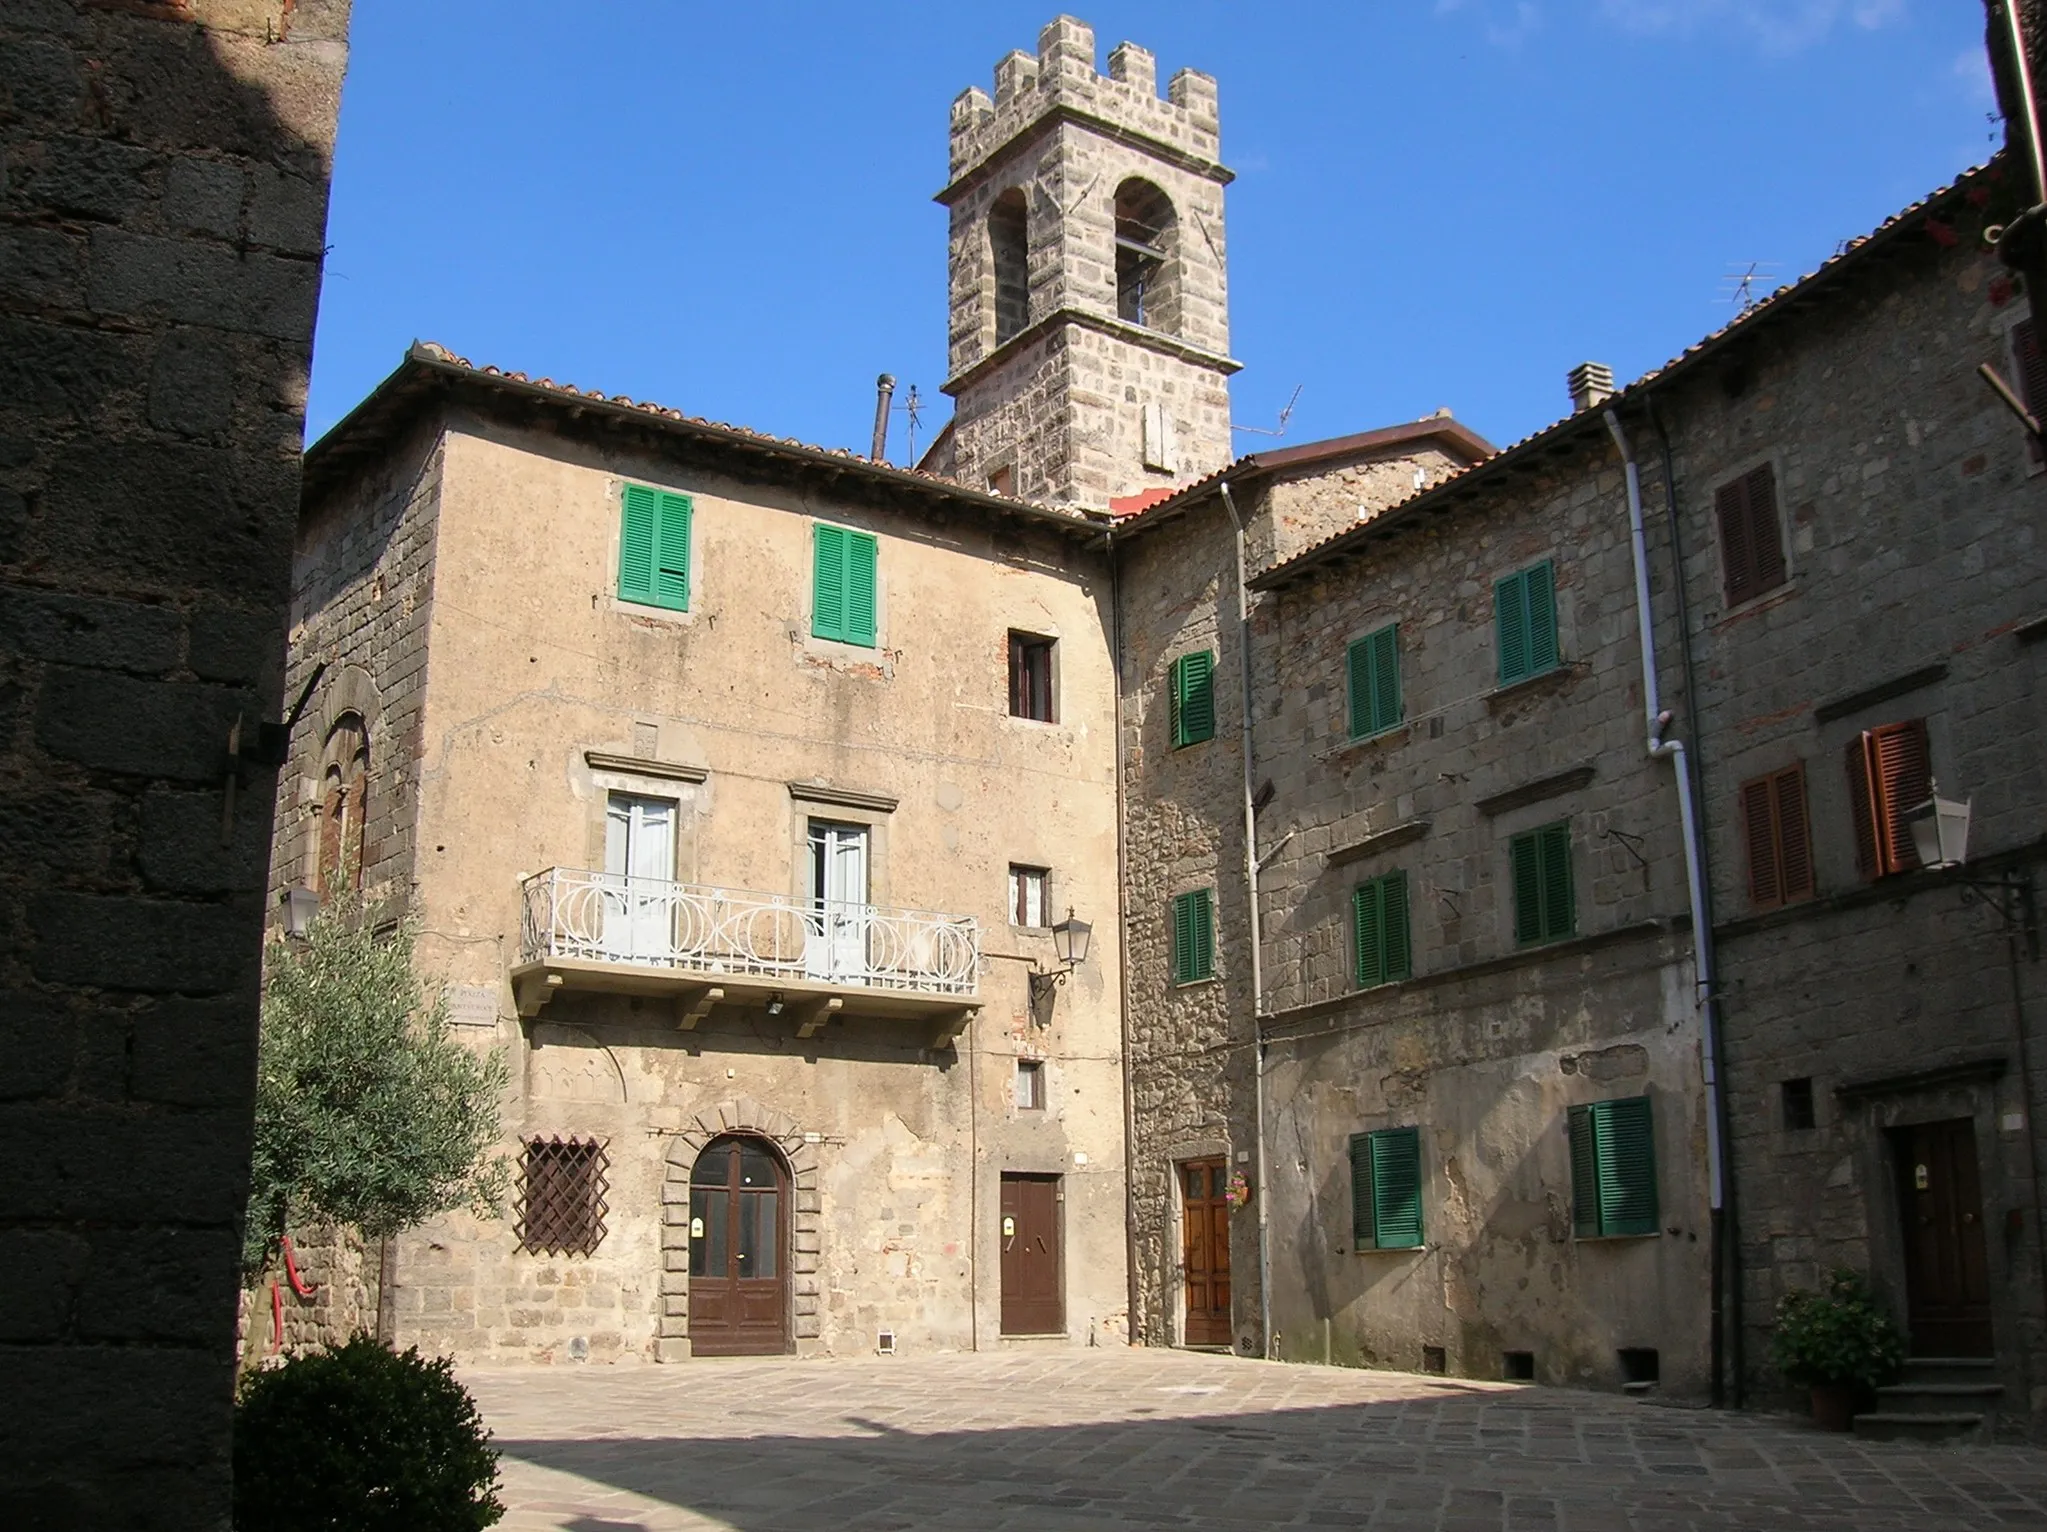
top-left (317, 711), bottom-right (369, 898)
top-left (1114, 177), bottom-right (1179, 336)
top-left (988, 187), bottom-right (1030, 346)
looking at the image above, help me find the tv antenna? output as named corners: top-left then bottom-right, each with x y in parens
top-left (1231, 383), bottom-right (1304, 438)
top-left (1718, 261), bottom-right (1778, 313)
top-left (895, 384), bottom-right (925, 465)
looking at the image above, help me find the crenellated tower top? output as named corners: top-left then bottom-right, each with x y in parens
top-left (934, 17), bottom-right (1237, 511)
top-left (944, 17), bottom-right (1224, 189)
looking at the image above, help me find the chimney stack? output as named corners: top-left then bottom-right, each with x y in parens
top-left (1568, 361), bottom-right (1616, 414)
top-left (871, 374), bottom-right (897, 462)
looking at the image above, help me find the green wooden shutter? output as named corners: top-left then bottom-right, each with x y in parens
top-left (1512, 824), bottom-right (1573, 945)
top-left (650, 490), bottom-right (691, 611)
top-left (1494, 571), bottom-right (1529, 685)
top-left (1348, 1134), bottom-right (1375, 1251)
top-left (1346, 636), bottom-right (1372, 739)
top-left (844, 530), bottom-right (878, 647)
top-left (1371, 624), bottom-right (1401, 732)
top-left (1511, 831), bottom-right (1544, 945)
top-left (1380, 869), bottom-right (1412, 981)
top-left (1347, 625), bottom-right (1402, 738)
top-left (1353, 880), bottom-right (1383, 987)
top-left (1495, 563), bottom-right (1558, 684)
top-left (1191, 888), bottom-right (1213, 979)
top-left (1172, 651), bottom-right (1216, 747)
top-left (618, 484), bottom-right (659, 604)
top-left (812, 524), bottom-right (846, 641)
top-left (1171, 889), bottom-right (1212, 983)
top-left (1538, 822), bottom-right (1574, 940)
top-left (1370, 1127), bottom-right (1424, 1249)
top-left (1524, 561), bottom-right (1558, 674)
top-left (1568, 1105), bottom-right (1600, 1238)
top-left (1595, 1097), bottom-right (1659, 1237)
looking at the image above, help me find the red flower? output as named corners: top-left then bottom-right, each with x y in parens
top-left (1990, 275), bottom-right (2015, 307)
top-left (1967, 186), bottom-right (1992, 207)
top-left (1925, 217), bottom-right (1961, 248)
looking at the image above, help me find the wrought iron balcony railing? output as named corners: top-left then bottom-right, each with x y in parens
top-left (518, 867), bottom-right (981, 998)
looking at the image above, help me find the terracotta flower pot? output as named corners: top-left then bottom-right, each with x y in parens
top-left (1809, 1381), bottom-right (1863, 1431)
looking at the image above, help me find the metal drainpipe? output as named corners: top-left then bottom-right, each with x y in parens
top-left (1217, 480), bottom-right (1271, 1359)
top-left (1649, 400), bottom-right (1743, 1407)
top-left (1108, 526), bottom-right (1144, 1346)
top-left (1603, 408), bottom-right (1733, 1408)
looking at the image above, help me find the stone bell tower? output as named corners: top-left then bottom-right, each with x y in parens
top-left (937, 16), bottom-right (1239, 509)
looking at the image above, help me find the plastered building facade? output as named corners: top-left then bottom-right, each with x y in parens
top-left (286, 356), bottom-right (1129, 1361)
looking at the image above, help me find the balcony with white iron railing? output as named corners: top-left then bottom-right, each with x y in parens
top-left (512, 867), bottom-right (983, 1042)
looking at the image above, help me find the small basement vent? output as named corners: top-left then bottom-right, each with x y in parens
top-left (1503, 1350), bottom-right (1536, 1381)
top-left (876, 1329), bottom-right (897, 1356)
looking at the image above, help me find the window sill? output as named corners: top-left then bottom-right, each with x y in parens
top-left (1485, 664), bottom-right (1576, 709)
top-left (1354, 1243), bottom-right (1428, 1256)
top-left (1172, 976), bottom-right (1219, 990)
top-left (1574, 1231), bottom-right (1663, 1244)
top-left (1710, 580), bottom-right (1798, 631)
top-left (1329, 723), bottom-right (1410, 760)
top-left (612, 596), bottom-right (695, 626)
top-left (1514, 932), bottom-right (1578, 952)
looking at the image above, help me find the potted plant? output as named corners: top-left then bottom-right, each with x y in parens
top-left (1770, 1269), bottom-right (1907, 1430)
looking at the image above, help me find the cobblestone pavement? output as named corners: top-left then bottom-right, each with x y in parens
top-left (466, 1348), bottom-right (2047, 1531)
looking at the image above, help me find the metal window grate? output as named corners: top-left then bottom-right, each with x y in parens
top-left (516, 1135), bottom-right (610, 1256)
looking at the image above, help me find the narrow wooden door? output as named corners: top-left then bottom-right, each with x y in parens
top-left (999, 1173), bottom-right (1063, 1335)
top-left (1181, 1158), bottom-right (1231, 1348)
top-left (688, 1136), bottom-right (789, 1356)
top-left (1893, 1119), bottom-right (1993, 1356)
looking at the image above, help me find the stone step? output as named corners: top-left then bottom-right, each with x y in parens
top-left (1853, 1411), bottom-right (1987, 1444)
top-left (1897, 1356), bottom-right (1998, 1386)
top-left (1874, 1380), bottom-right (2004, 1416)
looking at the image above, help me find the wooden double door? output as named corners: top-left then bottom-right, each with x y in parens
top-left (1181, 1158), bottom-right (1232, 1348)
top-left (1893, 1118), bottom-right (1993, 1356)
top-left (688, 1136), bottom-right (790, 1356)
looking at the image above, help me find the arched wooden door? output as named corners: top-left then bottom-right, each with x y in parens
top-left (688, 1135), bottom-right (790, 1356)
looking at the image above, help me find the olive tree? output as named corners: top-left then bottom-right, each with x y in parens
top-left (246, 899), bottom-right (510, 1271)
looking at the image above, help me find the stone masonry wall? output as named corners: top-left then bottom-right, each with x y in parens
top-left (1641, 211), bottom-right (2047, 1431)
top-left (276, 423), bottom-right (445, 910)
top-left (1248, 442), bottom-right (1712, 1395)
top-left (0, 2), bottom-right (350, 1524)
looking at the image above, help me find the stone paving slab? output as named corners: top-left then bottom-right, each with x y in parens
top-left (463, 1348), bottom-right (2047, 1531)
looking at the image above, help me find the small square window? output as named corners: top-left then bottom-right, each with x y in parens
top-left (1009, 632), bottom-right (1056, 722)
top-left (1015, 1059), bottom-right (1045, 1110)
top-left (1782, 1078), bottom-right (1816, 1132)
top-left (987, 465), bottom-right (1016, 496)
top-left (1010, 865), bottom-right (1050, 928)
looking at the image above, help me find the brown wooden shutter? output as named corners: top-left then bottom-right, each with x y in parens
top-left (1774, 764), bottom-right (1814, 901)
top-left (1741, 776), bottom-right (1782, 908)
top-left (1743, 465), bottom-right (1786, 594)
top-left (1846, 735), bottom-right (1880, 880)
top-left (1869, 719), bottom-right (1930, 874)
top-left (2016, 319), bottom-right (2047, 417)
top-left (1743, 764), bottom-right (1814, 909)
top-left (1716, 475), bottom-right (1755, 604)
top-left (1849, 721), bottom-right (1930, 879)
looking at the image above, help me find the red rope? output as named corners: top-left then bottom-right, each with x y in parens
top-left (270, 1280), bottom-right (284, 1350)
top-left (280, 1234), bottom-right (320, 1298)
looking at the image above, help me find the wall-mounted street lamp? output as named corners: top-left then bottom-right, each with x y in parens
top-left (1907, 783), bottom-right (1973, 870)
top-left (279, 885), bottom-right (320, 939)
top-left (1028, 912), bottom-right (1093, 1012)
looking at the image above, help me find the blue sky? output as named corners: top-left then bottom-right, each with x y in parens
top-left (307, 1), bottom-right (1999, 462)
